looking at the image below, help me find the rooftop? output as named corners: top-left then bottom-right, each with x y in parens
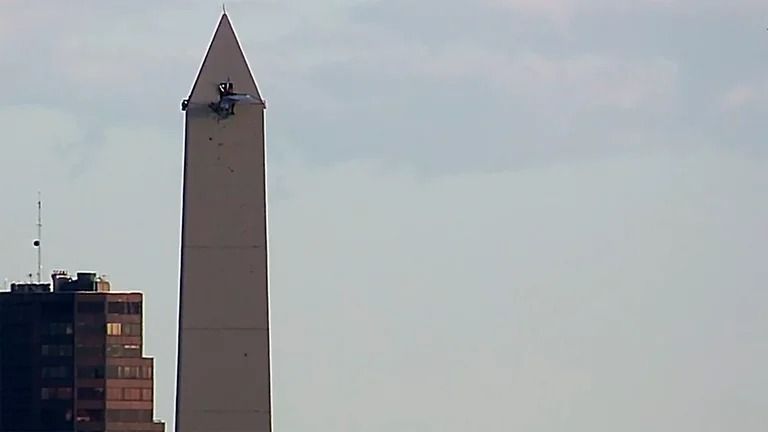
top-left (8, 270), bottom-right (112, 294)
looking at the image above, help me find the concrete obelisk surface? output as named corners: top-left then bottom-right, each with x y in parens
top-left (176, 13), bottom-right (271, 432)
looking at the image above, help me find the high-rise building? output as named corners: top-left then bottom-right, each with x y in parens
top-left (176, 11), bottom-right (271, 432)
top-left (0, 271), bottom-right (165, 432)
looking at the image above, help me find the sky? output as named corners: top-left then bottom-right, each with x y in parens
top-left (1, 0), bottom-right (767, 430)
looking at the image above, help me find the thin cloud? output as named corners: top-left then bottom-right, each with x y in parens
top-left (486, 0), bottom-right (574, 22)
top-left (410, 48), bottom-right (679, 110)
top-left (722, 81), bottom-right (768, 110)
top-left (486, 0), bottom-right (768, 21)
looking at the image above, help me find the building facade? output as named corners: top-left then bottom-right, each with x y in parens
top-left (0, 271), bottom-right (164, 432)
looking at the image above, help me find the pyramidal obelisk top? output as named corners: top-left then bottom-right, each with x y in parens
top-left (187, 12), bottom-right (263, 105)
top-left (176, 10), bottom-right (272, 432)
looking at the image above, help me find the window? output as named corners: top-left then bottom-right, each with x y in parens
top-left (108, 302), bottom-right (124, 314)
top-left (41, 387), bottom-right (73, 400)
top-left (106, 323), bottom-right (122, 335)
top-left (76, 318), bottom-right (105, 333)
top-left (42, 344), bottom-right (73, 357)
top-left (106, 344), bottom-right (121, 357)
top-left (41, 302), bottom-right (71, 314)
top-left (76, 345), bottom-right (104, 358)
top-left (42, 366), bottom-right (69, 379)
top-left (107, 387), bottom-right (122, 400)
top-left (59, 387), bottom-right (73, 399)
top-left (78, 302), bottom-right (103, 313)
top-left (106, 365), bottom-right (151, 379)
top-left (141, 388), bottom-right (153, 401)
top-left (77, 366), bottom-right (105, 379)
top-left (107, 301), bottom-right (141, 315)
top-left (76, 409), bottom-right (104, 422)
top-left (120, 366), bottom-right (138, 379)
top-left (124, 388), bottom-right (142, 400)
top-left (106, 409), bottom-right (152, 422)
top-left (78, 387), bottom-right (105, 400)
top-left (107, 344), bottom-right (141, 358)
top-left (46, 322), bottom-right (73, 335)
top-left (106, 365), bottom-right (118, 379)
top-left (123, 323), bottom-right (142, 336)
top-left (124, 344), bottom-right (141, 357)
top-left (128, 302), bottom-right (142, 314)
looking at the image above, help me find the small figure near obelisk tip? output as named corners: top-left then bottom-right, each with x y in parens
top-left (182, 78), bottom-right (261, 119)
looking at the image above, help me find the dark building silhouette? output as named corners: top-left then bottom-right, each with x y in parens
top-left (0, 271), bottom-right (164, 432)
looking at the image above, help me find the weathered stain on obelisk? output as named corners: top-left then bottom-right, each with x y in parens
top-left (176, 12), bottom-right (271, 432)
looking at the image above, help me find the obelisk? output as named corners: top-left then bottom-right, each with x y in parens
top-left (176, 12), bottom-right (271, 432)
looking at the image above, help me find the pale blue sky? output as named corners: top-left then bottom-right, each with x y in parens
top-left (1, 1), bottom-right (767, 430)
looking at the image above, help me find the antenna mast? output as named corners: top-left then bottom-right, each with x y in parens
top-left (35, 193), bottom-right (42, 283)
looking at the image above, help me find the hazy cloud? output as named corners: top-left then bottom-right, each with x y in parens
top-left (723, 80), bottom-right (768, 110)
top-left (486, 0), bottom-right (575, 22)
